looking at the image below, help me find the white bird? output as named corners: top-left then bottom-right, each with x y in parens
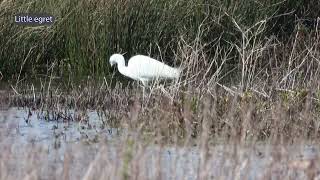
top-left (109, 54), bottom-right (181, 86)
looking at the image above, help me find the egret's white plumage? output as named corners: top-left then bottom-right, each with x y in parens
top-left (109, 54), bottom-right (180, 86)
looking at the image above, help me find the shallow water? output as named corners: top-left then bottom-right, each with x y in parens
top-left (0, 108), bottom-right (319, 180)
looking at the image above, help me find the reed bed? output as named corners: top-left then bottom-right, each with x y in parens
top-left (0, 0), bottom-right (319, 79)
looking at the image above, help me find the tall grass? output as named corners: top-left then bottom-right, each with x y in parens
top-left (0, 0), bottom-right (318, 81)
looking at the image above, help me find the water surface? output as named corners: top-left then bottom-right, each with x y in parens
top-left (0, 108), bottom-right (319, 180)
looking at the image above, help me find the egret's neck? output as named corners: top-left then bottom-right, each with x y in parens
top-left (116, 58), bottom-right (126, 68)
top-left (116, 60), bottom-right (131, 78)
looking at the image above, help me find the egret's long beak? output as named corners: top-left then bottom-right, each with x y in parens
top-left (109, 60), bottom-right (115, 67)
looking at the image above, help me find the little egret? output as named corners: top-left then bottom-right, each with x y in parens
top-left (109, 54), bottom-right (181, 86)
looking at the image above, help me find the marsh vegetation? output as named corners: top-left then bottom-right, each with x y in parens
top-left (0, 0), bottom-right (320, 179)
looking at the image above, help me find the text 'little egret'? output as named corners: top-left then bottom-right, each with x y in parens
top-left (109, 54), bottom-right (181, 86)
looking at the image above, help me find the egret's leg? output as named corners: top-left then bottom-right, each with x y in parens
top-left (142, 85), bottom-right (145, 100)
top-left (140, 79), bottom-right (148, 101)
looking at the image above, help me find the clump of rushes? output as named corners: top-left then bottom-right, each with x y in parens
top-left (6, 76), bottom-right (320, 144)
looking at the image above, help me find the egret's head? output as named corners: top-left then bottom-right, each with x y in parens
top-left (109, 54), bottom-right (125, 67)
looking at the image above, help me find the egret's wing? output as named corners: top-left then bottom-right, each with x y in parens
top-left (128, 55), bottom-right (180, 79)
